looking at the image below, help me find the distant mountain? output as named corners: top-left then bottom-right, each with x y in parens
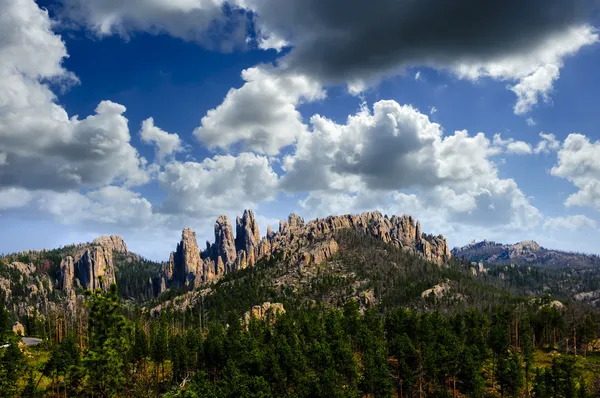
top-left (452, 239), bottom-right (600, 269)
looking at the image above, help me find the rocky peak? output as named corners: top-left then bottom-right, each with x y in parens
top-left (75, 246), bottom-right (116, 291)
top-left (171, 228), bottom-right (202, 286)
top-left (160, 209), bottom-right (450, 295)
top-left (59, 256), bottom-right (75, 290)
top-left (214, 215), bottom-right (237, 269)
top-left (235, 210), bottom-right (261, 266)
top-left (288, 214), bottom-right (305, 230)
top-left (92, 235), bottom-right (128, 253)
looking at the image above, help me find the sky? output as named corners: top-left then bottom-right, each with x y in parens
top-left (1, 0), bottom-right (600, 260)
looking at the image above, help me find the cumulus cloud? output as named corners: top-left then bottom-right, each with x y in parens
top-left (283, 100), bottom-right (541, 231)
top-left (534, 132), bottom-right (561, 154)
top-left (247, 0), bottom-right (596, 113)
top-left (543, 214), bottom-right (597, 231)
top-left (454, 26), bottom-right (598, 114)
top-left (0, 188), bottom-right (33, 210)
top-left (0, 0), bottom-right (151, 191)
top-left (493, 134), bottom-right (534, 155)
top-left (59, 0), bottom-right (248, 51)
top-left (551, 134), bottom-right (600, 211)
top-left (158, 153), bottom-right (278, 217)
top-left (193, 65), bottom-right (325, 155)
top-left (140, 118), bottom-right (184, 162)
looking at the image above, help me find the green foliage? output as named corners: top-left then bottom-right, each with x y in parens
top-left (0, 338), bottom-right (26, 395)
top-left (84, 284), bottom-right (132, 396)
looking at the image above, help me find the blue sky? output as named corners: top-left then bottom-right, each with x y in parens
top-left (1, 0), bottom-right (600, 260)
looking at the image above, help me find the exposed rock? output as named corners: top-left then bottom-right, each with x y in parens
top-left (59, 256), bottom-right (75, 291)
top-left (12, 322), bottom-right (24, 336)
top-left (166, 210), bottom-right (450, 292)
top-left (574, 291), bottom-right (600, 301)
top-left (288, 214), bottom-right (305, 230)
top-left (214, 215), bottom-right (237, 270)
top-left (298, 239), bottom-right (339, 267)
top-left (8, 262), bottom-right (34, 277)
top-left (243, 302), bottom-right (285, 326)
top-left (453, 239), bottom-right (600, 269)
top-left (92, 235), bottom-right (128, 253)
top-left (173, 228), bottom-right (202, 286)
top-left (235, 210), bottom-right (260, 267)
top-left (421, 280), bottom-right (451, 298)
top-left (75, 246), bottom-right (116, 291)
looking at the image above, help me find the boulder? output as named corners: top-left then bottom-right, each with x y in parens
top-left (12, 322), bottom-right (24, 336)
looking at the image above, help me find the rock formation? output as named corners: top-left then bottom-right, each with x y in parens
top-left (75, 246), bottom-right (116, 291)
top-left (235, 210), bottom-right (261, 268)
top-left (214, 215), bottom-right (237, 271)
top-left (160, 209), bottom-right (451, 295)
top-left (91, 235), bottom-right (128, 253)
top-left (60, 256), bottom-right (75, 290)
top-left (453, 239), bottom-right (600, 269)
top-left (12, 322), bottom-right (24, 336)
top-left (55, 237), bottom-right (123, 294)
top-left (243, 302), bottom-right (285, 326)
top-left (172, 228), bottom-right (202, 287)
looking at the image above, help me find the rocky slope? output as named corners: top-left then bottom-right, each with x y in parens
top-left (157, 210), bottom-right (451, 294)
top-left (0, 235), bottom-right (128, 318)
top-left (452, 240), bottom-right (600, 269)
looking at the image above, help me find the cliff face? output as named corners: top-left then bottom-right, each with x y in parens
top-left (159, 210), bottom-right (451, 294)
top-left (56, 236), bottom-right (126, 294)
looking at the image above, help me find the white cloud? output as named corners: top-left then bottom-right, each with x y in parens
top-left (506, 141), bottom-right (533, 155)
top-left (543, 215), bottom-right (597, 231)
top-left (0, 0), bottom-right (151, 191)
top-left (534, 132), bottom-right (561, 154)
top-left (158, 153), bottom-right (279, 217)
top-left (454, 26), bottom-right (598, 114)
top-left (551, 134), bottom-right (600, 211)
top-left (60, 0), bottom-right (245, 50)
top-left (140, 117), bottom-right (184, 162)
top-left (193, 65), bottom-right (325, 155)
top-left (0, 188), bottom-right (33, 210)
top-left (493, 133), bottom-right (534, 155)
top-left (526, 118), bottom-right (537, 126)
top-left (510, 64), bottom-right (559, 115)
top-left (284, 100), bottom-right (541, 231)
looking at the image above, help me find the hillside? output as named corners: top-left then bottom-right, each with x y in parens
top-left (2, 210), bottom-right (600, 396)
top-left (452, 240), bottom-right (600, 269)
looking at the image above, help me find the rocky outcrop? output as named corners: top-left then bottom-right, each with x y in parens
top-left (12, 322), bottom-right (24, 336)
top-left (453, 239), bottom-right (600, 269)
top-left (421, 280), bottom-right (451, 298)
top-left (172, 228), bottom-right (202, 287)
top-left (235, 210), bottom-right (261, 268)
top-left (298, 239), bottom-right (339, 267)
top-left (75, 246), bottom-right (116, 291)
top-left (91, 235), bottom-right (128, 253)
top-left (243, 302), bottom-right (285, 326)
top-left (214, 215), bottom-right (237, 271)
top-left (60, 256), bottom-right (75, 290)
top-left (163, 210), bottom-right (451, 293)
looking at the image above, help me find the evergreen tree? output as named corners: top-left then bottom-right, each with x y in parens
top-left (0, 339), bottom-right (25, 395)
top-left (84, 284), bottom-right (132, 396)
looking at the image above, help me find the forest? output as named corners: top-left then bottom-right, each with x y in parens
top-left (2, 231), bottom-right (600, 397)
top-left (1, 281), bottom-right (600, 397)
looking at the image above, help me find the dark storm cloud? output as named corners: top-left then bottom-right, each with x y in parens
top-left (251, 0), bottom-right (597, 82)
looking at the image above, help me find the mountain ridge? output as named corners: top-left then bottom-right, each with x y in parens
top-left (452, 239), bottom-right (600, 269)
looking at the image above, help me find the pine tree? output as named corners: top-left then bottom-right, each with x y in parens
top-left (83, 284), bottom-right (132, 396)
